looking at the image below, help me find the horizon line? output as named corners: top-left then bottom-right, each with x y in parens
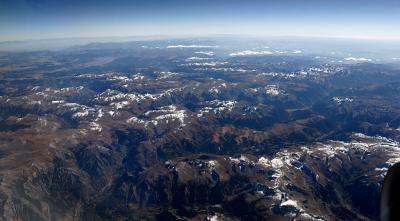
top-left (1, 34), bottom-right (400, 44)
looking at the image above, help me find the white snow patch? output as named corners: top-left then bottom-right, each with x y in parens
top-left (280, 199), bottom-right (299, 207)
top-left (132, 73), bottom-right (145, 80)
top-left (197, 100), bottom-right (237, 117)
top-left (111, 101), bottom-right (130, 109)
top-left (126, 116), bottom-right (146, 124)
top-left (73, 110), bottom-right (89, 118)
top-left (207, 215), bottom-right (219, 221)
top-left (265, 85), bottom-right (281, 96)
top-left (271, 158), bottom-right (284, 169)
top-left (89, 122), bottom-right (102, 132)
top-left (51, 100), bottom-right (65, 104)
top-left (258, 157), bottom-right (270, 167)
top-left (145, 105), bottom-right (187, 127)
top-left (332, 97), bottom-right (353, 104)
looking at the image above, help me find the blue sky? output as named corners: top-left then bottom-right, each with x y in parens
top-left (1, 0), bottom-right (400, 41)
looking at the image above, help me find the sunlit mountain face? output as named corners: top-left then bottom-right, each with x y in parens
top-left (0, 37), bottom-right (399, 220)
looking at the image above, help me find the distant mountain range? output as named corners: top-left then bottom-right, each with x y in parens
top-left (0, 38), bottom-right (399, 220)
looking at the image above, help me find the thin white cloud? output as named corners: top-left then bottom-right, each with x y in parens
top-left (186, 57), bottom-right (212, 61)
top-left (344, 57), bottom-right (372, 62)
top-left (195, 51), bottom-right (215, 56)
top-left (166, 45), bottom-right (218, 48)
top-left (229, 50), bottom-right (273, 57)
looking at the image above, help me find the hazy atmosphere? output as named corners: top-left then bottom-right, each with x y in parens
top-left (1, 0), bottom-right (400, 41)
